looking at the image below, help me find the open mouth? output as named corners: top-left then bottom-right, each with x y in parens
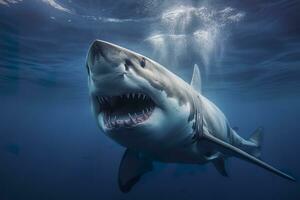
top-left (97, 93), bottom-right (155, 129)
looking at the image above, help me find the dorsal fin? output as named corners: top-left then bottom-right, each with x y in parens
top-left (190, 64), bottom-right (202, 93)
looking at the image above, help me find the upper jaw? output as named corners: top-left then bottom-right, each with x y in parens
top-left (96, 92), bottom-right (156, 130)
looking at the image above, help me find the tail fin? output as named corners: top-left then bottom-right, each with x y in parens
top-left (248, 127), bottom-right (264, 158)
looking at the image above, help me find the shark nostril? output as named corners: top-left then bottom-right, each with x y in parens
top-left (124, 64), bottom-right (129, 71)
top-left (124, 59), bottom-right (133, 71)
top-left (125, 59), bottom-right (132, 66)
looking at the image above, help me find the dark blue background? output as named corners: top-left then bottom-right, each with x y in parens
top-left (0, 0), bottom-right (299, 199)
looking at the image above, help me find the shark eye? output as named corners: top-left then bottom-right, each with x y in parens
top-left (140, 58), bottom-right (146, 68)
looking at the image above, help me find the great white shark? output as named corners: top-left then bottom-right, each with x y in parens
top-left (86, 40), bottom-right (295, 192)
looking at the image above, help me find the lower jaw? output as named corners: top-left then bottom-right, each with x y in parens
top-left (101, 109), bottom-right (154, 129)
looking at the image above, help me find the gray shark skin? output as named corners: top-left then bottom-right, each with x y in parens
top-left (86, 40), bottom-right (295, 192)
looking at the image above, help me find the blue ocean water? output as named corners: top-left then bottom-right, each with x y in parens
top-left (0, 0), bottom-right (300, 199)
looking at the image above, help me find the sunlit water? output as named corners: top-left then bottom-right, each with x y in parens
top-left (0, 1), bottom-right (300, 200)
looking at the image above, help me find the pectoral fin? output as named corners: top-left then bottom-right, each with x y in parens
top-left (212, 157), bottom-right (228, 177)
top-left (118, 149), bottom-right (153, 193)
top-left (203, 133), bottom-right (295, 181)
top-left (203, 151), bottom-right (228, 177)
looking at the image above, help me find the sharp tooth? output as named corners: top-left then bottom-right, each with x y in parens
top-left (138, 93), bottom-right (141, 99)
top-left (108, 115), bottom-right (111, 125)
top-left (143, 95), bottom-right (146, 100)
top-left (143, 110), bottom-right (147, 117)
top-left (131, 93), bottom-right (135, 98)
top-left (126, 94), bottom-right (130, 99)
top-left (125, 120), bottom-right (131, 126)
top-left (134, 113), bottom-right (138, 118)
top-left (117, 120), bottom-right (124, 125)
top-left (128, 113), bottom-right (136, 123)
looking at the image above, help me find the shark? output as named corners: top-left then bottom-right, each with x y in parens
top-left (85, 40), bottom-right (295, 192)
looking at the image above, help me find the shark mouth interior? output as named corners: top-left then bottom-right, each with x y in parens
top-left (97, 93), bottom-right (155, 129)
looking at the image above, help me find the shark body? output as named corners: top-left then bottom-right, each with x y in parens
top-left (86, 40), bottom-right (295, 192)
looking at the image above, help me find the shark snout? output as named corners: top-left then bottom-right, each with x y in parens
top-left (87, 40), bottom-right (128, 72)
top-left (86, 40), bottom-right (143, 97)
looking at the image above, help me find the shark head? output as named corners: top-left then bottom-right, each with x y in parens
top-left (86, 40), bottom-right (196, 151)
